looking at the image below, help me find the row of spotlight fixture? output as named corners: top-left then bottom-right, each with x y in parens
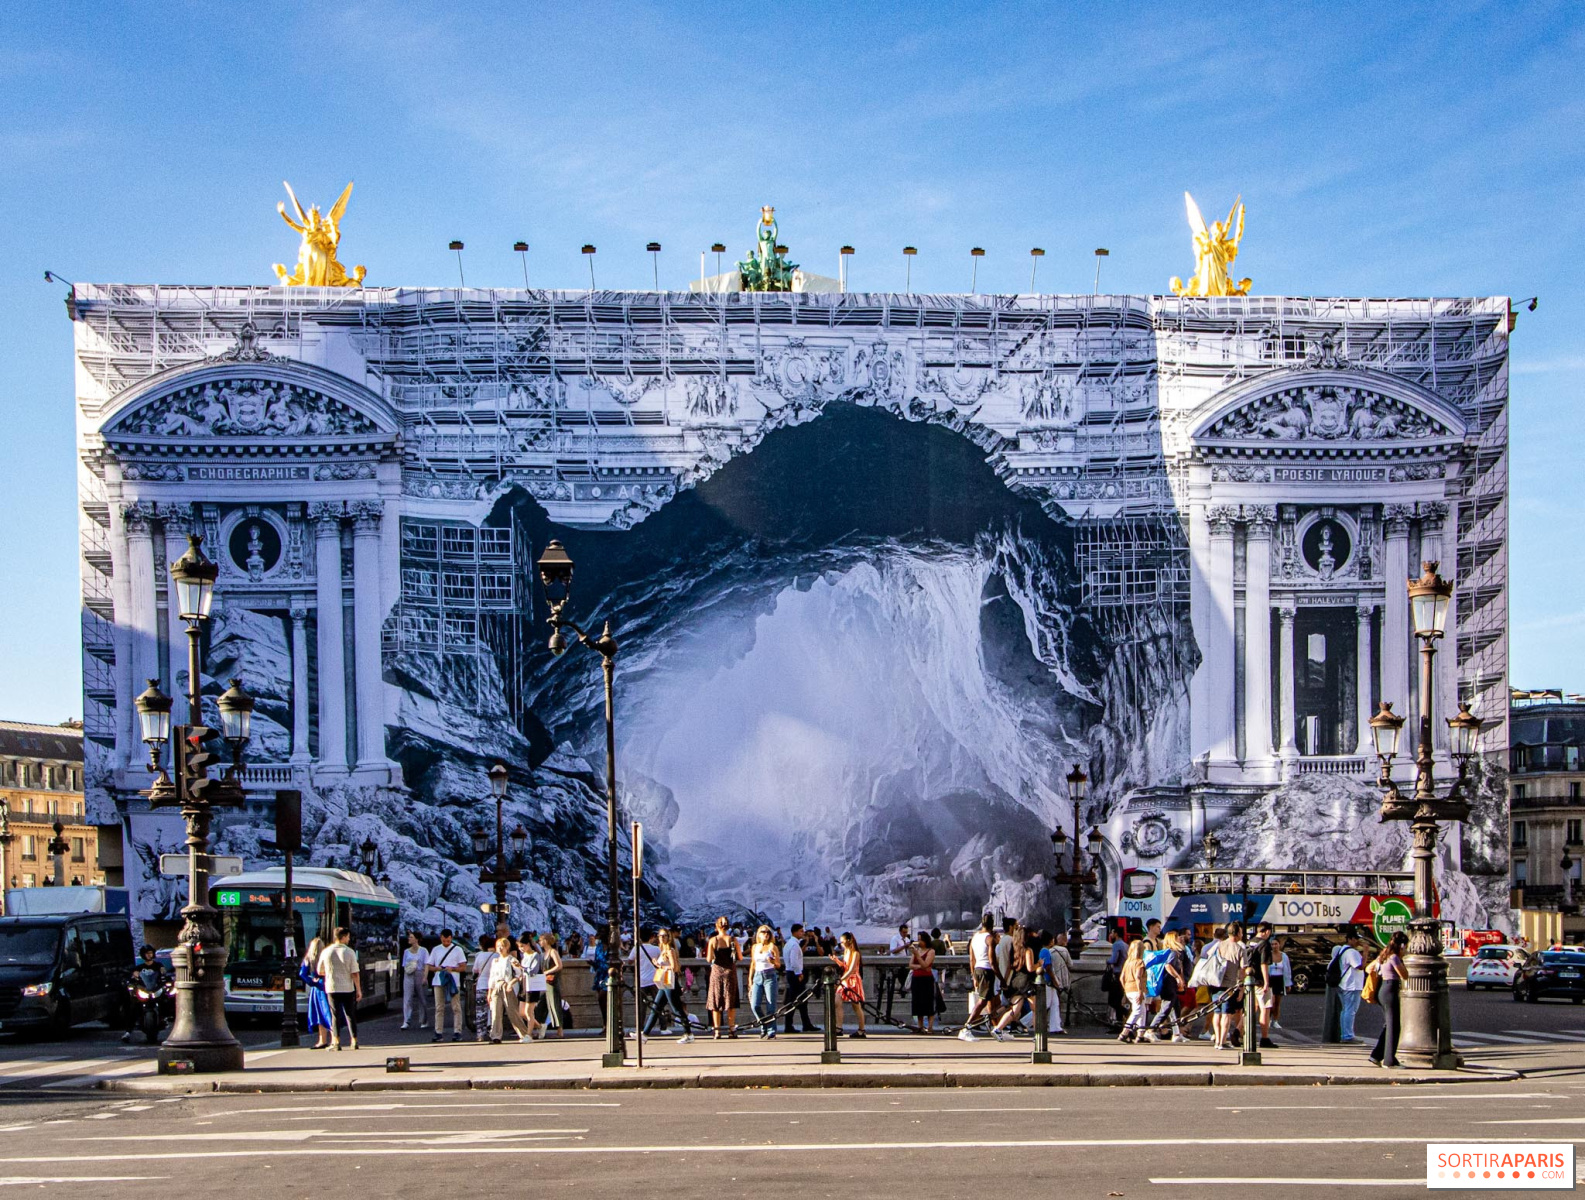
top-left (441, 240), bottom-right (1114, 293)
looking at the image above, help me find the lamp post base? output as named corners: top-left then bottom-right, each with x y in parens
top-left (601, 1052), bottom-right (626, 1069)
top-left (1398, 919), bottom-right (1462, 1070)
top-left (158, 941), bottom-right (243, 1073)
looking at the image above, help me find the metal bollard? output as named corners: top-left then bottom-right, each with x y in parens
top-left (821, 964), bottom-right (841, 1064)
top-left (1032, 982), bottom-right (1051, 1065)
top-left (1240, 969), bottom-right (1263, 1066)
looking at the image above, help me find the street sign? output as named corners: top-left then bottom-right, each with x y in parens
top-left (160, 854), bottom-right (244, 877)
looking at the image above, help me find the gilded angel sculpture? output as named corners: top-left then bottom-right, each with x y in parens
top-left (273, 181), bottom-right (367, 288)
top-left (1169, 192), bottom-right (1251, 297)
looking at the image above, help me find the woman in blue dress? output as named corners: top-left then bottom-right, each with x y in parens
top-left (300, 936), bottom-right (333, 1049)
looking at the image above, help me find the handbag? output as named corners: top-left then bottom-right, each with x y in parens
top-left (1187, 953), bottom-right (1219, 990)
top-left (1361, 967), bottom-right (1380, 1006)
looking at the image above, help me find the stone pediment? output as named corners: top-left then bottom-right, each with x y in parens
top-left (1190, 368), bottom-right (1465, 451)
top-left (100, 361), bottom-right (399, 448)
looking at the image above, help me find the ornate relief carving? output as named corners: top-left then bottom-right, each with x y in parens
top-left (1383, 503), bottom-right (1413, 538)
top-left (208, 321), bottom-right (275, 364)
top-left (759, 338), bottom-right (846, 407)
top-left (1211, 465), bottom-right (1271, 483)
top-left (919, 364), bottom-right (995, 411)
top-left (1207, 505), bottom-right (1239, 536)
top-left (309, 501), bottom-right (344, 528)
top-left (122, 463), bottom-right (184, 481)
top-left (350, 500), bottom-right (383, 532)
top-left (1206, 384), bottom-right (1448, 443)
top-left (1019, 367), bottom-right (1079, 424)
top-left (504, 376), bottom-right (566, 410)
top-left (119, 380), bottom-right (379, 438)
top-left (1245, 504), bottom-right (1276, 537)
top-left (853, 340), bottom-right (906, 403)
top-left (121, 501), bottom-right (156, 534)
top-left (1388, 463), bottom-right (1444, 482)
top-left (685, 376), bottom-right (736, 419)
top-left (314, 463), bottom-right (377, 481)
top-left (1304, 332), bottom-right (1349, 370)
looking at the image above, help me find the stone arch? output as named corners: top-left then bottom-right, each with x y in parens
top-left (97, 359), bottom-right (400, 446)
top-left (1187, 367), bottom-right (1467, 448)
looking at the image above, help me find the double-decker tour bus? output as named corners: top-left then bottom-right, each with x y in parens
top-left (210, 867), bottom-right (401, 1015)
top-left (1110, 866), bottom-right (1442, 991)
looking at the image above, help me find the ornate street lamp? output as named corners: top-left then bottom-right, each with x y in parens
top-left (147, 534), bottom-right (246, 1073)
top-left (477, 762), bottom-right (525, 929)
top-left (359, 836), bottom-right (379, 877)
top-left (1371, 561), bottom-right (1472, 1070)
top-left (1051, 763), bottom-right (1098, 951)
top-left (45, 820), bottom-right (69, 887)
top-left (535, 538), bottom-right (626, 1067)
top-left (135, 678), bottom-right (175, 801)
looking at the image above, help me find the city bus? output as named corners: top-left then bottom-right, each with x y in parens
top-left (210, 867), bottom-right (401, 1016)
top-left (1110, 866), bottom-right (1436, 988)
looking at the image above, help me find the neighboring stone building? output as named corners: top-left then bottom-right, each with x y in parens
top-left (1509, 689), bottom-right (1585, 946)
top-left (0, 721), bottom-right (100, 900)
top-left (64, 282), bottom-right (1513, 935)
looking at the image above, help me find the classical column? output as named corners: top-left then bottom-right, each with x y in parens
top-left (1355, 602), bottom-right (1376, 756)
top-left (122, 503), bottom-right (161, 762)
top-left (1277, 601), bottom-right (1299, 761)
top-left (1244, 507), bottom-right (1275, 765)
top-left (351, 501), bottom-right (385, 771)
top-left (312, 503), bottom-right (347, 774)
top-left (1188, 502), bottom-right (1213, 765)
top-left (1382, 506), bottom-right (1412, 721)
top-left (289, 603), bottom-right (311, 765)
top-left (1206, 507), bottom-right (1238, 764)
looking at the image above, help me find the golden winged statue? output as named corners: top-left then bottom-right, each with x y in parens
top-left (273, 181), bottom-right (366, 287)
top-left (1169, 192), bottom-right (1251, 297)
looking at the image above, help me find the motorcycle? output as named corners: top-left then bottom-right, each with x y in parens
top-left (127, 967), bottom-right (175, 1044)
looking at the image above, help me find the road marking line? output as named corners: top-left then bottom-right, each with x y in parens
top-left (0, 1177), bottom-right (169, 1187)
top-left (77, 1128), bottom-right (588, 1142)
top-left (1149, 1179), bottom-right (1414, 1187)
top-left (1480, 1117), bottom-right (1585, 1124)
top-left (0, 1136), bottom-right (1504, 1164)
top-left (1367, 1093), bottom-right (1559, 1100)
top-left (1457, 1032), bottom-right (1551, 1043)
top-left (713, 1107), bottom-right (1064, 1115)
top-left (210, 1102), bottom-right (620, 1116)
top-left (1214, 1106), bottom-right (1338, 1111)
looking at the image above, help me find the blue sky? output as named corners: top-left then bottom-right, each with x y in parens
top-left (0, 2), bottom-right (1581, 721)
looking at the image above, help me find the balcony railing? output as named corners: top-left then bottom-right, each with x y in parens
top-left (1295, 756), bottom-right (1368, 776)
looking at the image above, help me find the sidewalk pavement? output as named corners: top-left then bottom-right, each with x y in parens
top-left (92, 1029), bottom-right (1521, 1094)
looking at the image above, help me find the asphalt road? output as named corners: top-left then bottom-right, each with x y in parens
top-left (0, 1078), bottom-right (1581, 1197)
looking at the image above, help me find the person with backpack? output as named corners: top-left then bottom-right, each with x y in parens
top-left (426, 928), bottom-right (466, 1042)
top-left (1142, 929), bottom-right (1190, 1043)
top-left (1243, 921), bottom-right (1276, 1049)
top-left (1334, 930), bottom-right (1367, 1043)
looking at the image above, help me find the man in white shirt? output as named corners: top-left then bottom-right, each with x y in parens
top-left (782, 923), bottom-right (817, 1034)
top-left (317, 926), bottom-right (362, 1050)
top-left (426, 928), bottom-right (466, 1042)
top-left (959, 914), bottom-right (1002, 1042)
top-left (883, 924), bottom-right (910, 1021)
top-left (627, 927), bottom-right (659, 1035)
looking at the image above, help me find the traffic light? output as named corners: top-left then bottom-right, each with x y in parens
top-left (178, 725), bottom-right (220, 804)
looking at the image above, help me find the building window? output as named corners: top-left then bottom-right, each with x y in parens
top-left (70, 837), bottom-right (85, 863)
top-left (1514, 784), bottom-right (1527, 800)
top-left (1514, 821), bottom-right (1528, 847)
top-left (1573, 782), bottom-right (1583, 800)
top-left (1569, 819), bottom-right (1583, 846)
top-left (1514, 859), bottom-right (1528, 887)
top-left (20, 873), bottom-right (34, 888)
top-left (20, 835), bottom-right (36, 861)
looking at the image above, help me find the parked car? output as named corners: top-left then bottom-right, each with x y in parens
top-left (1466, 944), bottom-right (1527, 989)
top-left (1275, 932), bottom-right (1340, 993)
top-left (1511, 950), bottom-right (1585, 1004)
top-left (0, 913), bottom-right (136, 1036)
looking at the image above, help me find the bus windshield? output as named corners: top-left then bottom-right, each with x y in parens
top-left (213, 887), bottom-right (329, 968)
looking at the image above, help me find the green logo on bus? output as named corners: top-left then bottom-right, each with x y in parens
top-left (1369, 896), bottom-right (1412, 946)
